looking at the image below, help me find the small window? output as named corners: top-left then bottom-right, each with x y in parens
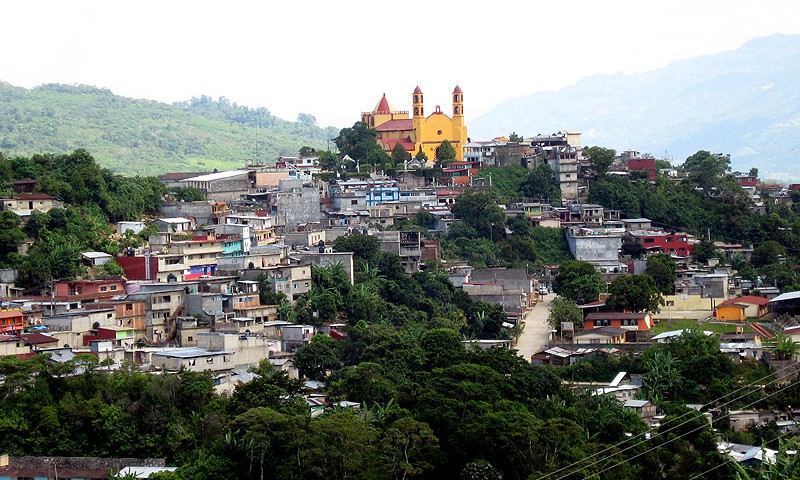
top-left (187, 336), bottom-right (193, 342)
top-left (207, 357), bottom-right (214, 364)
top-left (351, 200), bottom-right (358, 205)
top-left (100, 286), bottom-right (107, 292)
top-left (110, 285), bottom-right (118, 291)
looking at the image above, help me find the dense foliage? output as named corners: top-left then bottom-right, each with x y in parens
top-left (0, 150), bottom-right (164, 288)
top-left (0, 83), bottom-right (339, 174)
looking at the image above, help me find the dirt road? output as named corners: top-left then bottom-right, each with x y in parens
top-left (514, 294), bottom-right (554, 361)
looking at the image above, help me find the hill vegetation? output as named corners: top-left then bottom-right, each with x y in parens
top-left (0, 82), bottom-right (339, 175)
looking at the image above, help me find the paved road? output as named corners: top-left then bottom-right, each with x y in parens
top-left (515, 294), bottom-right (554, 361)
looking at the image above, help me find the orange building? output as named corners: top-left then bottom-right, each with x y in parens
top-left (0, 309), bottom-right (25, 334)
top-left (584, 312), bottom-right (654, 342)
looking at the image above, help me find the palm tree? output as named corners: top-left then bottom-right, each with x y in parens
top-left (771, 333), bottom-right (799, 361)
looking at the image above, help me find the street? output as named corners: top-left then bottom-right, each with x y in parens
top-left (514, 294), bottom-right (554, 361)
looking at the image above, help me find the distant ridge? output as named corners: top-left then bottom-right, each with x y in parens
top-left (0, 83), bottom-right (339, 175)
top-left (470, 34), bottom-right (800, 181)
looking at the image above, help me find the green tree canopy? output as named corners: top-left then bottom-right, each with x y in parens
top-left (583, 146), bottom-right (616, 177)
top-left (436, 140), bottom-right (457, 164)
top-left (645, 254), bottom-right (676, 295)
top-left (552, 260), bottom-right (605, 304)
top-left (390, 142), bottom-right (410, 166)
top-left (608, 274), bottom-right (664, 313)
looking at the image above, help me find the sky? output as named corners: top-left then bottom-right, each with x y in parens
top-left (2, 0), bottom-right (800, 130)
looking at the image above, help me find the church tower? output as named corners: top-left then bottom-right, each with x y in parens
top-left (412, 86), bottom-right (424, 146)
top-left (452, 85), bottom-right (467, 160)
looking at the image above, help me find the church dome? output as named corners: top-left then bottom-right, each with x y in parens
top-left (374, 94), bottom-right (392, 114)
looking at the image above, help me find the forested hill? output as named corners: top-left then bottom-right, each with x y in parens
top-left (0, 82), bottom-right (340, 175)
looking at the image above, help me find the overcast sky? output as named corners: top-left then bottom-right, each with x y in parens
top-left (2, 1), bottom-right (799, 130)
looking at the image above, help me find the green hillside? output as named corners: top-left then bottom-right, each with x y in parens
top-left (0, 82), bottom-right (341, 175)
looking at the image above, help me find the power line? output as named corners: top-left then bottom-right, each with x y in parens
top-left (538, 362), bottom-right (800, 480)
top-left (577, 377), bottom-right (799, 479)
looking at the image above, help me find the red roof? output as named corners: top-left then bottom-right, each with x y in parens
top-left (719, 296), bottom-right (769, 307)
top-left (375, 94), bottom-right (391, 113)
top-left (20, 332), bottom-right (58, 345)
top-left (585, 312), bottom-right (649, 320)
top-left (375, 119), bottom-right (413, 132)
top-left (13, 193), bottom-right (53, 200)
top-left (0, 311), bottom-right (23, 319)
top-left (413, 86), bottom-right (422, 94)
top-left (379, 138), bottom-right (416, 152)
top-left (453, 85), bottom-right (462, 93)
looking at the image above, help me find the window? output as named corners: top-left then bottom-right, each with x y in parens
top-left (666, 237), bottom-right (674, 242)
top-left (644, 238), bottom-right (655, 244)
top-left (111, 285), bottom-right (117, 291)
top-left (187, 336), bottom-right (193, 342)
top-left (100, 286), bottom-right (108, 292)
top-left (207, 357), bottom-right (214, 364)
top-left (351, 200), bottom-right (358, 205)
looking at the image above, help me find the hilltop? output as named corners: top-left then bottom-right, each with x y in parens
top-left (470, 34), bottom-right (800, 180)
top-left (0, 82), bottom-right (339, 175)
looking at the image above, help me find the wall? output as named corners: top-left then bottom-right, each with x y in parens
top-left (160, 202), bottom-right (213, 227)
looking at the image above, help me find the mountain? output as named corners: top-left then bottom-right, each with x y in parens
top-left (0, 83), bottom-right (340, 175)
top-left (470, 34), bottom-right (800, 181)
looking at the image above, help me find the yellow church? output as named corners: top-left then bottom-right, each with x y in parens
top-left (361, 85), bottom-right (469, 163)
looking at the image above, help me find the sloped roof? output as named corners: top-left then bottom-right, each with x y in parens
top-left (719, 296), bottom-right (769, 307)
top-left (585, 312), bottom-right (649, 320)
top-left (375, 119), bottom-right (413, 132)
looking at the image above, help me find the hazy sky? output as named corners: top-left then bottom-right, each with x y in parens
top-left (2, 1), bottom-right (799, 130)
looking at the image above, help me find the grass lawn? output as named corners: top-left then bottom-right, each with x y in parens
top-left (651, 318), bottom-right (746, 335)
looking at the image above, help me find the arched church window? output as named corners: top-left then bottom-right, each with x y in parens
top-left (414, 107), bottom-right (419, 115)
top-left (454, 106), bottom-right (460, 114)
top-left (414, 95), bottom-right (419, 103)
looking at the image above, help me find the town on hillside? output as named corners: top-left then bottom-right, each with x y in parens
top-left (2, 86), bottom-right (800, 478)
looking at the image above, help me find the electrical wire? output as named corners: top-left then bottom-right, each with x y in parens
top-left (578, 377), bottom-right (799, 479)
top-left (538, 361), bottom-right (800, 480)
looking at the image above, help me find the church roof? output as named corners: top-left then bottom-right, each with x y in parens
top-left (379, 138), bottom-right (416, 152)
top-left (413, 85), bottom-right (423, 94)
top-left (375, 119), bottom-right (413, 132)
top-left (374, 94), bottom-right (392, 113)
top-left (453, 85), bottom-right (462, 93)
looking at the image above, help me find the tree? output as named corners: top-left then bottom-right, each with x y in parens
top-left (334, 122), bottom-right (382, 163)
top-left (414, 146), bottom-right (428, 162)
top-left (520, 165), bottom-right (560, 202)
top-left (751, 240), bottom-right (785, 268)
top-left (508, 132), bottom-right (523, 143)
top-left (682, 150), bottom-right (732, 193)
top-left (391, 142), bottom-right (411, 166)
top-left (552, 260), bottom-right (605, 304)
top-left (547, 297), bottom-right (582, 331)
top-left (450, 192), bottom-right (505, 240)
top-left (292, 334), bottom-right (341, 380)
top-left (297, 113), bottom-right (317, 126)
top-left (380, 417), bottom-right (441, 480)
top-left (608, 274), bottom-right (663, 313)
top-left (169, 187), bottom-right (205, 202)
top-left (694, 240), bottom-right (721, 264)
top-left (646, 254), bottom-right (676, 295)
top-left (583, 146), bottom-right (616, 177)
top-left (299, 145), bottom-right (316, 156)
top-left (333, 233), bottom-right (380, 268)
top-left (436, 140), bottom-right (457, 164)
top-left (0, 211), bottom-right (25, 267)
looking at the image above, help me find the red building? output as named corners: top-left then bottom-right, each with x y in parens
top-left (442, 161), bottom-right (482, 186)
top-left (735, 175), bottom-right (758, 187)
top-left (627, 158), bottom-right (657, 182)
top-left (0, 309), bottom-right (25, 333)
top-left (584, 312), bottom-right (654, 342)
top-left (53, 278), bottom-right (125, 301)
top-left (627, 230), bottom-right (694, 257)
